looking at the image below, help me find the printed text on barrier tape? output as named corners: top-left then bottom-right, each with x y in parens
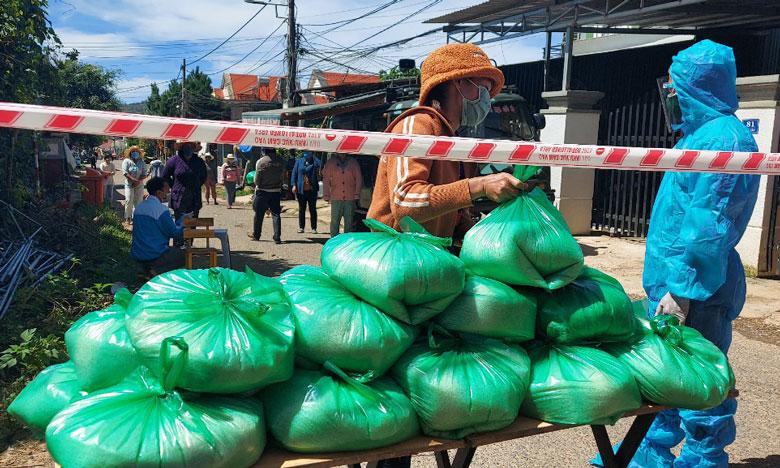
top-left (1, 102), bottom-right (780, 175)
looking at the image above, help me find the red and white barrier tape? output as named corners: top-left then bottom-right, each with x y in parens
top-left (2, 102), bottom-right (779, 175)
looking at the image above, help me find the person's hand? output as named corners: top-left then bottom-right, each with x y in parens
top-left (469, 173), bottom-right (528, 203)
top-left (656, 292), bottom-right (690, 325)
top-left (291, 185), bottom-right (297, 194)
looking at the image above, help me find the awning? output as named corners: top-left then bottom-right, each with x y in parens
top-left (427, 0), bottom-right (780, 43)
top-left (242, 91), bottom-right (388, 123)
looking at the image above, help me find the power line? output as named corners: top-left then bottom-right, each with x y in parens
top-left (188, 5), bottom-right (267, 66)
top-left (298, 0), bottom-right (441, 74)
top-left (205, 20), bottom-right (287, 76)
top-left (306, 0), bottom-right (401, 33)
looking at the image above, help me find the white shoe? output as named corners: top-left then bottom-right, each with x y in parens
top-left (311, 228), bottom-right (318, 234)
top-left (297, 228), bottom-right (304, 233)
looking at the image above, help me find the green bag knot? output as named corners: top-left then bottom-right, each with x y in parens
top-left (426, 323), bottom-right (456, 349)
top-left (113, 288), bottom-right (132, 309)
top-left (159, 337), bottom-right (188, 393)
top-left (512, 164), bottom-right (541, 183)
top-left (651, 315), bottom-right (683, 347)
top-left (207, 268), bottom-right (228, 294)
top-left (323, 361), bottom-right (375, 384)
top-left (362, 217), bottom-right (453, 248)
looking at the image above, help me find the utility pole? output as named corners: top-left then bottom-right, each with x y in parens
top-left (181, 58), bottom-right (187, 118)
top-left (286, 0), bottom-right (299, 109)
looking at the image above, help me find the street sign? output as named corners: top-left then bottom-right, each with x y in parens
top-left (743, 118), bottom-right (760, 134)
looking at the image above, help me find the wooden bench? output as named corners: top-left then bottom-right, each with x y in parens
top-left (183, 218), bottom-right (219, 269)
top-left (254, 390), bottom-right (738, 468)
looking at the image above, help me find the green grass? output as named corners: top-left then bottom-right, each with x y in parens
top-left (0, 203), bottom-right (141, 450)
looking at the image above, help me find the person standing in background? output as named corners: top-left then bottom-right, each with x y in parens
top-left (121, 145), bottom-right (146, 224)
top-left (220, 154), bottom-right (240, 209)
top-left (162, 141), bottom-right (207, 220)
top-left (249, 149), bottom-right (285, 244)
top-left (291, 152), bottom-right (321, 234)
top-left (322, 153), bottom-right (362, 237)
top-left (203, 153), bottom-right (218, 205)
top-left (148, 155), bottom-right (165, 179)
top-left (99, 154), bottom-right (116, 207)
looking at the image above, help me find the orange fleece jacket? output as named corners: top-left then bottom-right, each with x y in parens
top-left (367, 106), bottom-right (477, 237)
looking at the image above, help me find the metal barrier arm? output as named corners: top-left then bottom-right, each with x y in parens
top-left (2, 102), bottom-right (780, 175)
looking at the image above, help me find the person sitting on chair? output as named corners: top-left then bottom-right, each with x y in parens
top-left (130, 177), bottom-right (186, 276)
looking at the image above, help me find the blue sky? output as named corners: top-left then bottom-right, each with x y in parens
top-left (49, 0), bottom-right (549, 103)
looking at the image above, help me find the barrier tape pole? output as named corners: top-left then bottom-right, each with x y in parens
top-left (2, 102), bottom-right (780, 175)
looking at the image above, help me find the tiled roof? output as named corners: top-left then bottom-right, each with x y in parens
top-left (319, 71), bottom-right (380, 86)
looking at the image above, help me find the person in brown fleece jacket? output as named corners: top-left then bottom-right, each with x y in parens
top-left (367, 43), bottom-right (527, 238)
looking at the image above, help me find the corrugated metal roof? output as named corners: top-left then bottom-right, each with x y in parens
top-left (426, 0), bottom-right (551, 25)
top-left (427, 0), bottom-right (780, 36)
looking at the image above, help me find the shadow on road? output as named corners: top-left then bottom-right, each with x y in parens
top-left (281, 238), bottom-right (328, 245)
top-left (229, 250), bottom-right (296, 277)
top-left (731, 455), bottom-right (780, 467)
top-left (579, 242), bottom-right (605, 257)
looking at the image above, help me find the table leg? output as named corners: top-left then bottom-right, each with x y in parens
top-left (615, 413), bottom-right (657, 467)
top-left (591, 425), bottom-right (618, 468)
top-left (451, 447), bottom-right (476, 468)
top-left (434, 450), bottom-right (451, 468)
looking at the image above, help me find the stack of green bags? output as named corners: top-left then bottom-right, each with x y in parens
top-left (8, 164), bottom-right (738, 463)
top-left (9, 267), bottom-right (293, 467)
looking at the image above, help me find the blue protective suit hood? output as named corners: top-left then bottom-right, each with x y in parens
top-left (670, 40), bottom-right (738, 135)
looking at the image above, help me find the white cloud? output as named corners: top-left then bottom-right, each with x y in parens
top-left (114, 76), bottom-right (168, 103)
top-left (51, 1), bottom-right (550, 102)
top-left (57, 27), bottom-right (140, 59)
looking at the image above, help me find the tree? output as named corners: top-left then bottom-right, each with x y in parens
top-left (53, 50), bottom-right (121, 148)
top-left (379, 66), bottom-right (421, 82)
top-left (0, 0), bottom-right (61, 196)
top-left (0, 1), bottom-right (122, 198)
top-left (146, 67), bottom-right (227, 120)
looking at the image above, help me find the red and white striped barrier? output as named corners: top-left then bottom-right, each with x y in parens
top-left (2, 102), bottom-right (779, 175)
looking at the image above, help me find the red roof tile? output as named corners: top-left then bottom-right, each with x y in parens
top-left (319, 71), bottom-right (380, 86)
top-left (228, 74), bottom-right (259, 100)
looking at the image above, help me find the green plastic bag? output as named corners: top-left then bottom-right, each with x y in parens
top-left (7, 361), bottom-right (87, 435)
top-left (434, 275), bottom-right (536, 342)
top-left (521, 344), bottom-right (641, 425)
top-left (392, 328), bottom-right (530, 438)
top-left (460, 166), bottom-right (584, 290)
top-left (46, 338), bottom-right (266, 468)
top-left (279, 265), bottom-right (417, 375)
top-left (321, 217), bottom-right (465, 325)
top-left (536, 267), bottom-right (637, 344)
top-left (604, 315), bottom-right (735, 410)
top-left (246, 170), bottom-right (256, 185)
top-left (65, 288), bottom-right (139, 391)
top-left (126, 267), bottom-right (294, 393)
top-left (263, 362), bottom-right (419, 453)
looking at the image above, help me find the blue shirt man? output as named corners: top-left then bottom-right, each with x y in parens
top-left (131, 177), bottom-right (185, 274)
top-left (635, 40), bottom-right (759, 468)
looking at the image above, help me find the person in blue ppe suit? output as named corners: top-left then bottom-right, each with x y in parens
top-left (631, 40), bottom-right (759, 468)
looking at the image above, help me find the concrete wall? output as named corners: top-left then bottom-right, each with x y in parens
top-left (734, 75), bottom-right (780, 273)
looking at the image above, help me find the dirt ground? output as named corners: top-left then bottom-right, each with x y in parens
top-left (2, 195), bottom-right (779, 467)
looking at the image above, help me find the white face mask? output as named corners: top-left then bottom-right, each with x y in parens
top-left (457, 80), bottom-right (491, 127)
